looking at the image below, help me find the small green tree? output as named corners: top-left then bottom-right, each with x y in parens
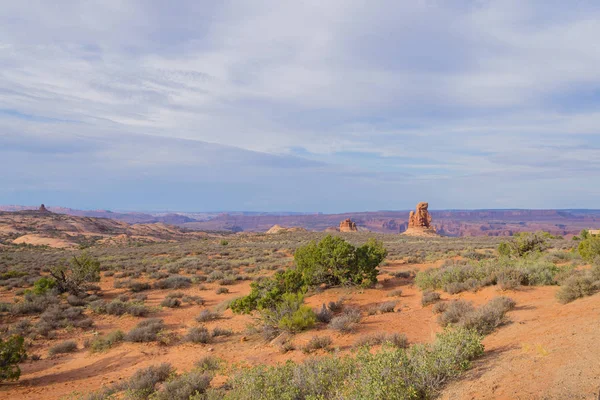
top-left (50, 252), bottom-right (101, 295)
top-left (580, 229), bottom-right (590, 240)
top-left (578, 236), bottom-right (600, 263)
top-left (260, 292), bottom-right (316, 333)
top-left (0, 335), bottom-right (27, 383)
top-left (294, 235), bottom-right (387, 287)
top-left (28, 277), bottom-right (56, 295)
top-left (498, 232), bottom-right (549, 258)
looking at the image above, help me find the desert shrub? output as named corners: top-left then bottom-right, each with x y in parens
top-left (161, 297), bottom-right (181, 308)
top-left (377, 301), bottom-right (397, 313)
top-left (294, 235), bottom-right (387, 287)
top-left (216, 287), bottom-right (229, 294)
top-left (49, 340), bottom-right (78, 356)
top-left (104, 299), bottom-right (150, 317)
top-left (259, 292), bottom-right (316, 333)
top-left (154, 275), bottom-right (192, 290)
top-left (498, 232), bottom-right (549, 258)
top-left (88, 330), bottom-right (125, 353)
top-left (222, 328), bottom-right (483, 400)
top-left (578, 236), bottom-right (600, 263)
top-left (229, 269), bottom-right (305, 314)
top-left (152, 370), bottom-right (213, 400)
top-left (212, 327), bottom-right (233, 337)
top-left (0, 335), bottom-right (27, 382)
top-left (11, 292), bottom-right (59, 315)
top-left (327, 299), bottom-right (344, 313)
top-left (129, 281), bottom-right (151, 292)
top-left (438, 300), bottom-right (475, 327)
top-left (196, 310), bottom-right (220, 322)
top-left (315, 304), bottom-right (333, 323)
top-left (66, 294), bottom-right (86, 306)
top-left (28, 277), bottom-right (56, 295)
top-left (195, 356), bottom-right (221, 373)
top-left (556, 274), bottom-right (600, 304)
top-left (88, 363), bottom-right (174, 399)
top-left (387, 289), bottom-right (403, 297)
top-left (432, 301), bottom-right (448, 314)
top-left (50, 253), bottom-right (101, 295)
top-left (416, 256), bottom-right (561, 294)
top-left (186, 327), bottom-right (212, 344)
top-left (182, 295), bottom-right (205, 305)
top-left (302, 335), bottom-right (333, 354)
top-left (354, 332), bottom-right (408, 349)
top-left (438, 297), bottom-right (515, 335)
top-left (421, 290), bottom-right (441, 306)
top-left (125, 319), bottom-right (165, 342)
top-left (329, 307), bottom-right (361, 333)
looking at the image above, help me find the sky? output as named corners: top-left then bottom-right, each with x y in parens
top-left (1, 0), bottom-right (600, 212)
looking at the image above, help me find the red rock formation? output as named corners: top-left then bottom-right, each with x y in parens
top-left (339, 218), bottom-right (358, 232)
top-left (408, 202), bottom-right (432, 228)
top-left (38, 204), bottom-right (50, 213)
top-left (404, 202), bottom-right (439, 237)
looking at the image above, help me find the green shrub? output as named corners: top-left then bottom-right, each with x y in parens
top-left (222, 328), bottom-right (483, 400)
top-left (0, 335), bottom-right (27, 382)
top-left (301, 336), bottom-right (333, 354)
top-left (498, 232), bottom-right (549, 258)
top-left (294, 235), bottom-right (387, 287)
top-left (152, 370), bottom-right (213, 400)
top-left (49, 340), bottom-right (78, 356)
top-left (49, 253), bottom-right (101, 295)
top-left (125, 319), bottom-right (165, 342)
top-left (186, 327), bottom-right (212, 344)
top-left (260, 292), bottom-right (316, 333)
top-left (195, 356), bottom-right (221, 373)
top-left (29, 277), bottom-right (56, 295)
top-left (421, 290), bottom-right (441, 306)
top-left (88, 330), bottom-right (125, 353)
top-left (578, 236), bottom-right (600, 263)
top-left (438, 297), bottom-right (515, 335)
top-left (556, 274), bottom-right (599, 304)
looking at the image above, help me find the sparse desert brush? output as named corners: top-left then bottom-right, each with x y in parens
top-left (48, 340), bottom-right (77, 356)
top-left (87, 363), bottom-right (174, 400)
top-left (125, 319), bottom-right (165, 342)
top-left (160, 297), bottom-right (181, 308)
top-left (556, 273), bottom-right (599, 304)
top-left (438, 297), bottom-right (515, 335)
top-left (353, 332), bottom-right (408, 349)
top-left (186, 326), bottom-right (212, 344)
top-left (216, 287), bottom-right (230, 294)
top-left (152, 370), bottom-right (213, 400)
top-left (329, 307), bottom-right (361, 333)
top-left (87, 330), bottom-right (125, 353)
top-left (302, 335), bottom-right (333, 354)
top-left (421, 290), bottom-right (441, 306)
top-left (224, 328), bottom-right (483, 400)
top-left (128, 281), bottom-right (151, 292)
top-left (196, 310), bottom-right (221, 322)
top-left (327, 299), bottom-right (344, 313)
top-left (432, 301), bottom-right (448, 314)
top-left (387, 289), bottom-right (403, 297)
top-left (153, 275), bottom-right (192, 290)
top-left (315, 304), bottom-right (333, 323)
top-left (212, 326), bottom-right (233, 337)
top-left (377, 301), bottom-right (397, 313)
top-left (195, 355), bottom-right (222, 372)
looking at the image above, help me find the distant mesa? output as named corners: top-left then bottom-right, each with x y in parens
top-left (324, 226), bottom-right (339, 232)
top-left (339, 218), bottom-right (358, 232)
top-left (402, 202), bottom-right (440, 237)
top-left (266, 224), bottom-right (307, 234)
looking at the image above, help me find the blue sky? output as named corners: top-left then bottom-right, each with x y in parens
top-left (1, 1), bottom-right (600, 212)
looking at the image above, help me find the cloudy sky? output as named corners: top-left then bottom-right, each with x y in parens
top-left (1, 1), bottom-right (600, 212)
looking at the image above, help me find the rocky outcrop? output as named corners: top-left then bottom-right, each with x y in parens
top-left (403, 202), bottom-right (439, 237)
top-left (266, 225), bottom-right (307, 234)
top-left (408, 202), bottom-right (432, 228)
top-left (339, 218), bottom-right (358, 232)
top-left (38, 204), bottom-right (51, 213)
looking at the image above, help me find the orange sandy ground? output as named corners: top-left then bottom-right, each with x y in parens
top-left (1, 260), bottom-right (599, 400)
